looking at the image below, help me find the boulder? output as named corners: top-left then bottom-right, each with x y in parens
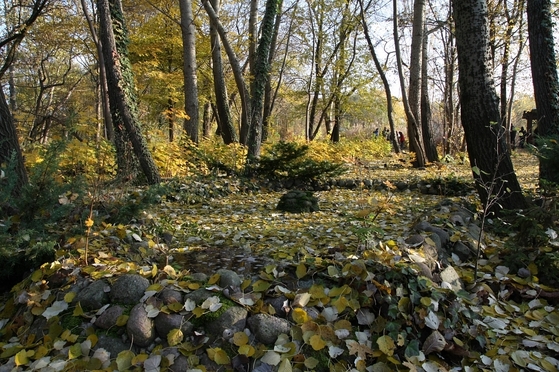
top-left (276, 190), bottom-right (319, 213)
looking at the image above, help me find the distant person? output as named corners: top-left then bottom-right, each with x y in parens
top-left (398, 131), bottom-right (405, 150)
top-left (510, 126), bottom-right (517, 150)
top-left (519, 127), bottom-right (527, 148)
top-left (373, 128), bottom-right (379, 137)
top-left (382, 127), bottom-right (389, 140)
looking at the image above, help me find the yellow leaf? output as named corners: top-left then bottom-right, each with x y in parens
top-left (292, 308), bottom-right (311, 324)
top-left (146, 283), bottom-right (163, 292)
top-left (151, 264), bottom-right (158, 278)
top-left (232, 332), bottom-right (249, 346)
top-left (167, 329), bottom-right (183, 346)
top-left (14, 349), bottom-right (28, 366)
top-left (31, 269), bottom-right (43, 282)
top-left (64, 292), bottom-right (76, 303)
top-left (296, 263), bottom-right (307, 279)
top-left (68, 343), bottom-right (82, 359)
top-left (73, 302), bottom-right (84, 316)
top-left (167, 302), bottom-right (184, 312)
top-left (116, 315), bottom-right (129, 327)
top-left (252, 280), bottom-right (271, 292)
top-left (208, 348), bottom-right (230, 365)
top-left (85, 218), bottom-right (94, 228)
top-left (309, 334), bottom-right (326, 350)
top-left (208, 273), bottom-right (221, 285)
top-left (278, 358), bottom-right (292, 372)
top-left (238, 344), bottom-right (255, 357)
top-left (304, 357), bottom-right (319, 368)
top-left (377, 335), bottom-right (396, 356)
top-left (87, 334), bottom-right (98, 347)
top-left (356, 208), bottom-right (373, 218)
top-left (192, 307), bottom-right (205, 318)
top-left (116, 350), bottom-right (134, 371)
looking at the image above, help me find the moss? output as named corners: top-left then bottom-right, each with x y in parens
top-left (189, 296), bottom-right (237, 328)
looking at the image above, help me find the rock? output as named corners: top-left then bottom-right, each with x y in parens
top-left (95, 305), bottom-right (124, 330)
top-left (184, 288), bottom-right (215, 304)
top-left (205, 306), bottom-right (248, 338)
top-left (76, 279), bottom-right (110, 310)
top-left (127, 304), bottom-right (155, 348)
top-left (159, 288), bottom-right (183, 305)
top-left (405, 234), bottom-right (425, 248)
top-left (451, 241), bottom-right (473, 261)
top-left (517, 268), bottom-right (531, 278)
top-left (449, 214), bottom-right (465, 226)
top-left (110, 274), bottom-right (150, 305)
top-left (276, 190), bottom-right (319, 213)
top-left (94, 334), bottom-right (131, 357)
top-left (247, 314), bottom-right (292, 344)
top-left (440, 266), bottom-right (464, 293)
top-left (162, 348), bottom-right (190, 372)
top-left (414, 221), bottom-right (432, 232)
top-left (396, 181), bottom-right (407, 191)
top-left (155, 313), bottom-right (194, 340)
top-left (426, 226), bottom-right (450, 247)
top-left (217, 269), bottom-right (242, 288)
top-left (265, 296), bottom-right (290, 318)
top-left (190, 272), bottom-right (208, 282)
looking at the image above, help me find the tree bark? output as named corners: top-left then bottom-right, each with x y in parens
top-left (246, 0), bottom-right (280, 165)
top-left (394, 0), bottom-right (426, 166)
top-left (203, 0), bottom-right (250, 143)
top-left (526, 0), bottom-right (559, 183)
top-left (358, 0), bottom-right (399, 153)
top-left (0, 90), bottom-right (28, 196)
top-left (453, 0), bottom-right (527, 211)
top-left (179, 0), bottom-right (200, 143)
top-left (421, 28), bottom-right (438, 162)
top-left (97, 0), bottom-right (161, 184)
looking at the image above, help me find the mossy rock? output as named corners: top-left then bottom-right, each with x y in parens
top-left (276, 190), bottom-right (319, 213)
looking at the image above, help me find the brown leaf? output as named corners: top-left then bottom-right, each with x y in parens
top-left (422, 330), bottom-right (446, 355)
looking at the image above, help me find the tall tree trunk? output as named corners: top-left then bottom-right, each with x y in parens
top-left (394, 0), bottom-right (426, 166)
top-left (246, 0), bottom-right (280, 165)
top-left (80, 0), bottom-right (113, 141)
top-left (358, 0), bottom-right (399, 153)
top-left (179, 0), bottom-right (200, 143)
top-left (526, 0), bottom-right (559, 183)
top-left (453, 0), bottom-right (526, 211)
top-left (203, 0), bottom-right (249, 144)
top-left (0, 90), bottom-right (28, 197)
top-left (421, 28), bottom-right (438, 162)
top-left (262, 0), bottom-right (285, 143)
top-left (97, 0), bottom-right (161, 184)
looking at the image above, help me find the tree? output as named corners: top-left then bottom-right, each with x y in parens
top-left (207, 0), bottom-right (237, 144)
top-left (453, 0), bottom-right (526, 211)
top-left (393, 0), bottom-right (426, 167)
top-left (526, 0), bottom-right (559, 183)
top-left (0, 0), bottom-right (51, 196)
top-left (246, 0), bottom-right (281, 164)
top-left (97, 0), bottom-right (161, 184)
top-left (179, 0), bottom-right (199, 143)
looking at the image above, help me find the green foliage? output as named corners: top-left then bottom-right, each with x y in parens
top-left (535, 135), bottom-right (559, 185)
top-left (254, 141), bottom-right (347, 183)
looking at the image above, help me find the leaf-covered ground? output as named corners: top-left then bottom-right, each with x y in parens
top-left (2, 151), bottom-right (559, 372)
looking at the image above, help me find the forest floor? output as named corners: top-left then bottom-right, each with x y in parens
top-left (2, 149), bottom-right (558, 372)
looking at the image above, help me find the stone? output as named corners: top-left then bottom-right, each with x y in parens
top-left (451, 241), bottom-right (473, 261)
top-left (154, 313), bottom-right (194, 340)
top-left (94, 334), bottom-right (131, 358)
top-left (205, 306), bottom-right (248, 338)
top-left (159, 288), bottom-right (183, 305)
top-left (426, 226), bottom-right (450, 247)
top-left (110, 274), bottom-right (150, 305)
top-left (95, 305), bottom-right (124, 330)
top-left (127, 304), bottom-right (155, 348)
top-left (517, 268), bottom-right (531, 278)
top-left (405, 234), bottom-right (425, 247)
top-left (162, 348), bottom-right (190, 372)
top-left (247, 314), bottom-right (292, 344)
top-left (276, 190), bottom-right (319, 213)
top-left (76, 279), bottom-right (110, 310)
top-left (266, 296), bottom-right (289, 318)
top-left (217, 269), bottom-right (242, 288)
top-left (184, 288), bottom-right (215, 304)
top-left (440, 266), bottom-right (464, 293)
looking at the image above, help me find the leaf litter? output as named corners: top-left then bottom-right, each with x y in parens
top-left (1, 152), bottom-right (558, 371)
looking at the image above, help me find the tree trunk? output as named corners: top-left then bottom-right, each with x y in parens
top-left (526, 0), bottom-right (559, 183)
top-left (0, 89), bottom-right (28, 196)
top-left (203, 0), bottom-right (249, 144)
top-left (358, 0), bottom-right (399, 153)
top-left (97, 0), bottom-right (161, 184)
top-left (179, 0), bottom-right (200, 143)
top-left (80, 0), bottom-right (113, 141)
top-left (394, 0), bottom-right (426, 166)
top-left (421, 28), bottom-right (438, 162)
top-left (453, 0), bottom-right (527, 211)
top-left (246, 0), bottom-right (280, 165)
